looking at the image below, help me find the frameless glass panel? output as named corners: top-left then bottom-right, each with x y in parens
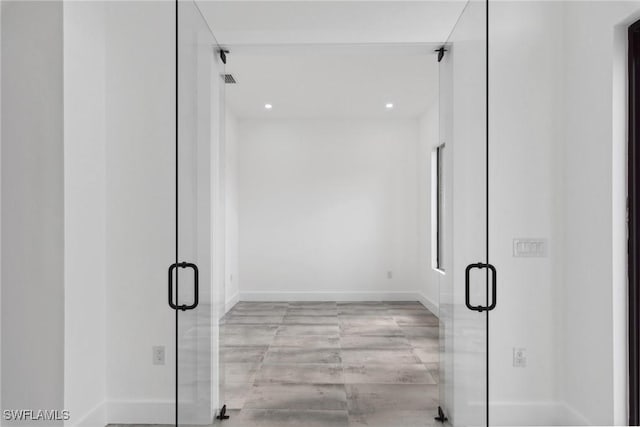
top-left (177, 1), bottom-right (225, 425)
top-left (438, 0), bottom-right (488, 425)
top-left (488, 1), bottom-right (638, 425)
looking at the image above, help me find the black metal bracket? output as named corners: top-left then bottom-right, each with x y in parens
top-left (168, 262), bottom-right (199, 311)
top-left (465, 262), bottom-right (497, 312)
top-left (435, 406), bottom-right (448, 423)
top-left (435, 46), bottom-right (448, 63)
top-left (219, 49), bottom-right (229, 64)
top-left (216, 404), bottom-right (230, 421)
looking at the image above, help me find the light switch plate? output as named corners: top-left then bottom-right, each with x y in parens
top-left (513, 238), bottom-right (547, 257)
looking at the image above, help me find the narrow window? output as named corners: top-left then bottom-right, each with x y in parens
top-left (432, 144), bottom-right (445, 272)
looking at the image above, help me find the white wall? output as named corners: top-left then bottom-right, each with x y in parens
top-left (417, 104), bottom-right (440, 314)
top-left (224, 108), bottom-right (240, 312)
top-left (487, 2), bottom-right (565, 424)
top-left (561, 2), bottom-right (640, 424)
top-left (1, 2), bottom-right (3, 414)
top-left (237, 119), bottom-right (421, 301)
top-left (104, 2), bottom-right (176, 422)
top-left (1, 2), bottom-right (65, 424)
top-left (483, 2), bottom-right (640, 425)
top-left (63, 2), bottom-right (107, 426)
top-left (1, 2), bottom-right (64, 425)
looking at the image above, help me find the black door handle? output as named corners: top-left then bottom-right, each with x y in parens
top-left (168, 262), bottom-right (199, 311)
top-left (465, 262), bottom-right (496, 312)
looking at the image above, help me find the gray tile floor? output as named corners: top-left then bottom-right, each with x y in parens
top-left (220, 301), bottom-right (440, 427)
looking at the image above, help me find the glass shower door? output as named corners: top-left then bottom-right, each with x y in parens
top-left (174, 1), bottom-right (226, 425)
top-left (438, 0), bottom-right (490, 425)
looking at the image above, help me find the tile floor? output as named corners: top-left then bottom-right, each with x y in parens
top-left (220, 301), bottom-right (440, 427)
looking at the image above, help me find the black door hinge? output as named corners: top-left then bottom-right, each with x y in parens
top-left (435, 406), bottom-right (448, 423)
top-left (219, 49), bottom-right (229, 65)
top-left (435, 46), bottom-right (447, 63)
top-left (216, 404), bottom-right (230, 421)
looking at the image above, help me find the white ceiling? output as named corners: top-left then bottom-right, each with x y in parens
top-left (197, 1), bottom-right (466, 46)
top-left (195, 1), bottom-right (463, 119)
top-left (223, 46), bottom-right (439, 119)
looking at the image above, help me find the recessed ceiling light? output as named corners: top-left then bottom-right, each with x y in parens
top-left (265, 103), bottom-right (273, 110)
top-left (385, 103), bottom-right (394, 109)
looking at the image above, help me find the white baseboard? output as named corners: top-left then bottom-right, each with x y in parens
top-left (489, 401), bottom-right (590, 426)
top-left (560, 402), bottom-right (591, 426)
top-left (239, 291), bottom-right (425, 302)
top-left (107, 400), bottom-right (174, 425)
top-left (417, 293), bottom-right (439, 318)
top-left (68, 401), bottom-right (105, 427)
top-left (107, 400), bottom-right (214, 425)
top-left (224, 291), bottom-right (240, 314)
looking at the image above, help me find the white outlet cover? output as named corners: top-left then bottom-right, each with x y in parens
top-left (513, 347), bottom-right (527, 368)
top-left (153, 346), bottom-right (165, 365)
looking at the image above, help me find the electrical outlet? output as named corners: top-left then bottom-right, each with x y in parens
top-left (387, 271), bottom-right (393, 279)
top-left (513, 347), bottom-right (527, 367)
top-left (153, 346), bottom-right (165, 365)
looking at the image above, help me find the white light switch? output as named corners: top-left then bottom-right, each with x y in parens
top-left (513, 238), bottom-right (547, 257)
